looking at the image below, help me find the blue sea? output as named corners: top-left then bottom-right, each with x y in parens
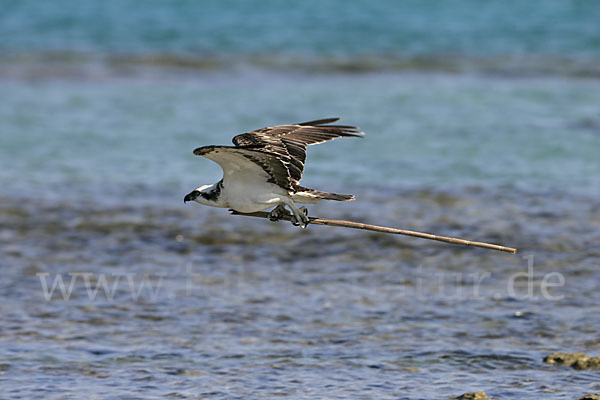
top-left (1, 1), bottom-right (600, 399)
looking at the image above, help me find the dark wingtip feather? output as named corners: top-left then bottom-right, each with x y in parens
top-left (193, 145), bottom-right (216, 156)
top-left (297, 117), bottom-right (340, 126)
top-left (328, 128), bottom-right (365, 138)
top-left (342, 130), bottom-right (365, 137)
top-left (296, 117), bottom-right (364, 137)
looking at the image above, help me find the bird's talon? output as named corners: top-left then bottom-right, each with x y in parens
top-left (300, 216), bottom-right (310, 229)
top-left (291, 211), bottom-right (309, 228)
top-left (268, 205), bottom-right (289, 222)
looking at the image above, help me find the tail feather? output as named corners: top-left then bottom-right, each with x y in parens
top-left (294, 186), bottom-right (354, 202)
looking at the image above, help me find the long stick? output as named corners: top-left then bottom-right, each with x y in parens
top-left (231, 211), bottom-right (517, 254)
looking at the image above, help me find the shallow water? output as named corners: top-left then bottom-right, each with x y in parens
top-left (1, 185), bottom-right (599, 399)
top-left (2, 1), bottom-right (600, 399)
top-left (2, 72), bottom-right (599, 198)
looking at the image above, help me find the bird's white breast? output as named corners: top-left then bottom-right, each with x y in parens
top-left (221, 169), bottom-right (289, 213)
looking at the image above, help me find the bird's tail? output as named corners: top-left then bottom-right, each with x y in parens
top-left (293, 186), bottom-right (355, 202)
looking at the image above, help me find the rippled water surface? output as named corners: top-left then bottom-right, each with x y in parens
top-left (2, 187), bottom-right (600, 399)
top-left (2, 1), bottom-right (600, 399)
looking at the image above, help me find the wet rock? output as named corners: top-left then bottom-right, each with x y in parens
top-left (573, 356), bottom-right (600, 370)
top-left (454, 392), bottom-right (489, 400)
top-left (544, 352), bottom-right (600, 370)
top-left (544, 352), bottom-right (587, 365)
top-left (577, 394), bottom-right (600, 400)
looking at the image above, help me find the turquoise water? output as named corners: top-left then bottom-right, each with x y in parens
top-left (1, 73), bottom-right (599, 199)
top-left (2, 0), bottom-right (600, 77)
top-left (1, 2), bottom-right (600, 399)
top-left (2, 0), bottom-right (600, 56)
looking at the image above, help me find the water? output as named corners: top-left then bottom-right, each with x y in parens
top-left (1, 1), bottom-right (600, 399)
top-left (2, 0), bottom-right (600, 78)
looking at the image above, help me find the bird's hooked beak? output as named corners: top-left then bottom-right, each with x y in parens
top-left (184, 190), bottom-right (200, 203)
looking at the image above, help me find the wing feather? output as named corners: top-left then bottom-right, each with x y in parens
top-left (231, 117), bottom-right (362, 186)
top-left (193, 145), bottom-right (292, 190)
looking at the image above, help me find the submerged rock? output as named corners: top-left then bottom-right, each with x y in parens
top-left (544, 352), bottom-right (600, 370)
top-left (454, 392), bottom-right (489, 400)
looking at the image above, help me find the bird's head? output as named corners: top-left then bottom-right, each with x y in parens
top-left (184, 184), bottom-right (215, 205)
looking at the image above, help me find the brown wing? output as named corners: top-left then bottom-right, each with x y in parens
top-left (232, 117), bottom-right (363, 185)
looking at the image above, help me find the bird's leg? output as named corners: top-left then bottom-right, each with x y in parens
top-left (268, 205), bottom-right (289, 222)
top-left (288, 205), bottom-right (310, 228)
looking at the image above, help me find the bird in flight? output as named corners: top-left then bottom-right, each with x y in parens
top-left (184, 118), bottom-right (363, 228)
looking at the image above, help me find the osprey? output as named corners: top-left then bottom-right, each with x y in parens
top-left (184, 118), bottom-right (363, 228)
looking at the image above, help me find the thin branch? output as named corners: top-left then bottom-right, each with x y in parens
top-left (231, 211), bottom-right (517, 254)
